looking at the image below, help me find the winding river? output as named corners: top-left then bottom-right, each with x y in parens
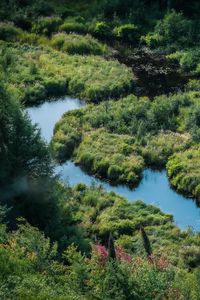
top-left (27, 96), bottom-right (200, 231)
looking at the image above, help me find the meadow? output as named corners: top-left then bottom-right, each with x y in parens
top-left (0, 41), bottom-right (133, 104)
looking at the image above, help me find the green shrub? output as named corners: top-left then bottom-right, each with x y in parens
top-left (142, 11), bottom-right (194, 49)
top-left (186, 103), bottom-right (200, 142)
top-left (156, 11), bottom-right (193, 47)
top-left (51, 33), bottom-right (109, 55)
top-left (74, 129), bottom-right (144, 185)
top-left (168, 48), bottom-right (200, 73)
top-left (113, 24), bottom-right (139, 43)
top-left (94, 159), bottom-right (110, 177)
top-left (186, 79), bottom-right (200, 91)
top-left (167, 147), bottom-right (200, 202)
top-left (59, 21), bottom-right (87, 34)
top-left (140, 32), bottom-right (163, 48)
top-left (78, 152), bottom-right (95, 171)
top-left (51, 114), bottom-right (82, 161)
top-left (91, 21), bottom-right (112, 38)
top-left (108, 165), bottom-right (123, 180)
top-left (32, 16), bottom-right (62, 36)
top-left (142, 132), bottom-right (190, 168)
top-left (0, 22), bottom-right (21, 41)
top-left (24, 83), bottom-right (47, 104)
top-left (44, 78), bottom-right (68, 96)
top-left (17, 31), bottom-right (49, 46)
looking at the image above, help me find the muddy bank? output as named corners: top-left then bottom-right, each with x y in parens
top-left (113, 47), bottom-right (187, 98)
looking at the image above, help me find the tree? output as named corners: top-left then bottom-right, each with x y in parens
top-left (108, 233), bottom-right (116, 259)
top-left (0, 82), bottom-right (58, 230)
top-left (140, 225), bottom-right (152, 257)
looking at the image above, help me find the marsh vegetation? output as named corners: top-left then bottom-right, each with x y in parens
top-left (1, 0), bottom-right (200, 299)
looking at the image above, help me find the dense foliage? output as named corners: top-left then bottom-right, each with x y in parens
top-left (0, 43), bottom-right (133, 104)
top-left (0, 185), bottom-right (200, 299)
top-left (51, 33), bottom-right (110, 55)
top-left (74, 129), bottom-right (144, 186)
top-left (0, 83), bottom-right (52, 184)
top-left (167, 147), bottom-right (200, 201)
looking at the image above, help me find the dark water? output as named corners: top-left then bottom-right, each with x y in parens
top-left (27, 96), bottom-right (200, 231)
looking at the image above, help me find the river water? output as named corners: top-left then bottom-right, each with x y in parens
top-left (27, 96), bottom-right (200, 231)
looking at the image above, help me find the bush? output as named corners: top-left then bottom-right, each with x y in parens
top-left (167, 147), bottom-right (200, 202)
top-left (74, 129), bottom-right (144, 185)
top-left (186, 79), bottom-right (200, 91)
top-left (168, 48), bottom-right (200, 73)
top-left (142, 132), bottom-right (190, 168)
top-left (113, 24), bottom-right (140, 43)
top-left (0, 22), bottom-right (21, 41)
top-left (32, 16), bottom-right (62, 36)
top-left (44, 78), bottom-right (68, 96)
top-left (78, 152), bottom-right (95, 171)
top-left (156, 11), bottom-right (193, 46)
top-left (140, 32), bottom-right (163, 49)
top-left (91, 21), bottom-right (112, 39)
top-left (29, 1), bottom-right (55, 16)
top-left (16, 31), bottom-right (49, 46)
top-left (59, 21), bottom-right (87, 34)
top-left (24, 83), bottom-right (47, 103)
top-left (51, 33), bottom-right (109, 55)
top-left (51, 115), bottom-right (82, 161)
top-left (95, 159), bottom-right (110, 177)
top-left (17, 32), bottom-right (47, 45)
top-left (186, 103), bottom-right (200, 142)
top-left (142, 11), bottom-right (194, 49)
top-left (108, 165), bottom-right (123, 180)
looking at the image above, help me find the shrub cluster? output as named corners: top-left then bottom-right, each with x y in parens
top-left (1, 43), bottom-right (134, 104)
top-left (52, 112), bottom-right (83, 162)
top-left (142, 11), bottom-right (197, 50)
top-left (31, 16), bottom-right (62, 36)
top-left (142, 132), bottom-right (190, 168)
top-left (167, 147), bottom-right (200, 202)
top-left (51, 33), bottom-right (110, 55)
top-left (0, 22), bottom-right (21, 42)
top-left (168, 48), bottom-right (200, 75)
top-left (59, 22), bottom-right (86, 34)
top-left (74, 129), bottom-right (144, 186)
top-left (113, 23), bottom-right (140, 44)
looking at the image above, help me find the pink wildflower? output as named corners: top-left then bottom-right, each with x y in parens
top-left (116, 246), bottom-right (132, 264)
top-left (157, 256), bottom-right (169, 270)
top-left (95, 244), bottom-right (108, 265)
top-left (148, 254), bottom-right (169, 270)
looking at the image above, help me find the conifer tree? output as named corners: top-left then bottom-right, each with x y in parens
top-left (108, 232), bottom-right (116, 259)
top-left (140, 225), bottom-right (152, 257)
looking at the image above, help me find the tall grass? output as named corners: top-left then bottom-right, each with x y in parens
top-left (74, 129), bottom-right (144, 186)
top-left (1, 43), bottom-right (134, 104)
top-left (51, 33), bottom-right (110, 55)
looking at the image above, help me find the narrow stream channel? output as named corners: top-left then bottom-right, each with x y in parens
top-left (27, 96), bottom-right (200, 231)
